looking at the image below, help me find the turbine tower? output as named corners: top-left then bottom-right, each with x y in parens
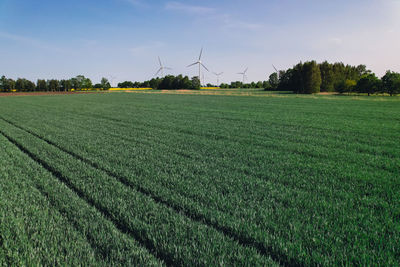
top-left (187, 48), bottom-right (209, 85)
top-left (237, 68), bottom-right (248, 83)
top-left (213, 72), bottom-right (223, 85)
top-left (155, 56), bottom-right (172, 77)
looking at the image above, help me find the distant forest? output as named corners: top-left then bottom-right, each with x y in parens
top-left (118, 75), bottom-right (201, 90)
top-left (264, 61), bottom-right (400, 96)
top-left (1, 61), bottom-right (399, 95)
top-left (0, 75), bottom-right (111, 92)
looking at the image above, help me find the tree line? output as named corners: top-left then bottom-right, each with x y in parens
top-left (118, 75), bottom-right (201, 90)
top-left (266, 61), bottom-right (400, 95)
top-left (0, 75), bottom-right (111, 92)
top-left (118, 77), bottom-right (268, 90)
top-left (2, 61), bottom-right (400, 95)
top-left (219, 81), bottom-right (269, 89)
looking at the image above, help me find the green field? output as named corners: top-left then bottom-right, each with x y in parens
top-left (0, 91), bottom-right (399, 266)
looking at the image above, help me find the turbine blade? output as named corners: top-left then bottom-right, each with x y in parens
top-left (244, 67), bottom-right (248, 73)
top-left (155, 68), bottom-right (162, 76)
top-left (201, 63), bottom-right (209, 71)
top-left (199, 47), bottom-right (203, 60)
top-left (158, 56), bottom-right (162, 67)
top-left (165, 67), bottom-right (172, 70)
top-left (272, 64), bottom-right (278, 73)
top-left (187, 62), bottom-right (198, 68)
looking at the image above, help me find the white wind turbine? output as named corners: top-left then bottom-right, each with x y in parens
top-left (237, 68), bottom-right (248, 83)
top-left (108, 75), bottom-right (116, 87)
top-left (213, 72), bottom-right (223, 85)
top-left (155, 56), bottom-right (172, 77)
top-left (187, 48), bottom-right (209, 85)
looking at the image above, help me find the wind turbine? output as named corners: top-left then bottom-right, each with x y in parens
top-left (237, 68), bottom-right (248, 83)
top-left (108, 75), bottom-right (116, 87)
top-left (187, 48), bottom-right (209, 85)
top-left (155, 56), bottom-right (172, 77)
top-left (213, 72), bottom-right (223, 85)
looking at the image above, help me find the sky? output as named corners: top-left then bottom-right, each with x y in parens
top-left (1, 0), bottom-right (400, 85)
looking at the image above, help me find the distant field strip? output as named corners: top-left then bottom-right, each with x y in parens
top-left (109, 88), bottom-right (152, 91)
top-left (0, 92), bottom-right (399, 266)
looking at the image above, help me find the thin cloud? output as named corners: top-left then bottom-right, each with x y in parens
top-left (329, 37), bottom-right (343, 45)
top-left (223, 19), bottom-right (262, 31)
top-left (0, 31), bottom-right (63, 52)
top-left (129, 41), bottom-right (165, 56)
top-left (165, 2), bottom-right (215, 15)
top-left (165, 2), bottom-right (261, 31)
top-left (214, 14), bottom-right (263, 31)
top-left (123, 0), bottom-right (148, 8)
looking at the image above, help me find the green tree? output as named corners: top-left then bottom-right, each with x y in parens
top-left (268, 73), bottom-right (279, 90)
top-left (118, 81), bottom-right (135, 88)
top-left (0, 75), bottom-right (7, 92)
top-left (302, 61), bottom-right (321, 94)
top-left (37, 79), bottom-right (47, 91)
top-left (25, 80), bottom-right (36, 91)
top-left (356, 64), bottom-right (370, 77)
top-left (3, 78), bottom-right (16, 92)
top-left (181, 76), bottom-right (192, 89)
top-left (70, 78), bottom-right (79, 90)
top-left (68, 75), bottom-right (92, 90)
top-left (149, 78), bottom-right (161, 89)
top-left (382, 71), bottom-right (400, 96)
top-left (100, 77), bottom-right (111, 90)
top-left (48, 79), bottom-right (60, 91)
top-left (332, 62), bottom-right (346, 89)
top-left (277, 69), bottom-right (296, 91)
top-left (15, 78), bottom-right (26, 91)
top-left (60, 79), bottom-right (72, 91)
top-left (82, 78), bottom-right (92, 89)
top-left (172, 75), bottom-right (183, 89)
top-left (355, 74), bottom-right (381, 96)
top-left (336, 79), bottom-right (356, 94)
top-left (262, 81), bottom-right (270, 90)
top-left (230, 81), bottom-right (243, 88)
top-left (191, 76), bottom-right (201, 90)
top-left (142, 81), bottom-right (150, 88)
top-left (319, 61), bottom-right (335, 92)
top-left (159, 75), bottom-right (174, 89)
top-left (290, 63), bottom-right (304, 93)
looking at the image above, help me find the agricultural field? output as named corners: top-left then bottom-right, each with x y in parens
top-left (0, 90), bottom-right (399, 266)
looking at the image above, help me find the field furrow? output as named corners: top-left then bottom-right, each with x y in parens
top-left (0, 92), bottom-right (398, 265)
top-left (0, 119), bottom-right (277, 266)
top-left (0, 133), bottom-right (162, 266)
top-left (5, 115), bottom-right (399, 265)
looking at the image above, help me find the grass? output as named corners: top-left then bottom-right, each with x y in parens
top-left (0, 90), bottom-right (399, 266)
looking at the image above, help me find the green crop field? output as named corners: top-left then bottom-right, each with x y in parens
top-left (0, 91), bottom-right (399, 266)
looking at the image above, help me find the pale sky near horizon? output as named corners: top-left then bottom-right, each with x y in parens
top-left (1, 0), bottom-right (399, 85)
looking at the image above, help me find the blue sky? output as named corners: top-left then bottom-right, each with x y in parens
top-left (1, 0), bottom-right (399, 85)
